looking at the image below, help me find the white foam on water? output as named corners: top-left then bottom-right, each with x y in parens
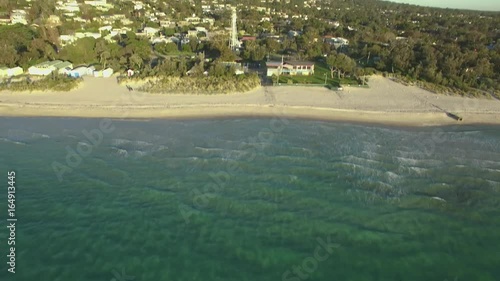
top-left (394, 156), bottom-right (420, 166)
top-left (32, 133), bottom-right (50, 139)
top-left (134, 140), bottom-right (154, 147)
top-left (385, 171), bottom-right (402, 183)
top-left (133, 150), bottom-right (147, 157)
top-left (155, 145), bottom-right (168, 151)
top-left (111, 147), bottom-right (128, 157)
top-left (0, 137), bottom-right (26, 145)
top-left (195, 146), bottom-right (225, 152)
top-left (408, 166), bottom-right (428, 175)
top-left (361, 150), bottom-right (385, 159)
top-left (339, 162), bottom-right (384, 177)
top-left (484, 168), bottom-right (500, 173)
top-left (111, 138), bottom-right (132, 146)
top-left (342, 155), bottom-right (384, 166)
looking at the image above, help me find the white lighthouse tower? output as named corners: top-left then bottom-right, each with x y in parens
top-left (229, 7), bottom-right (240, 51)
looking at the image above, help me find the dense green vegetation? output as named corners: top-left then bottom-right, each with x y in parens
top-left (0, 0), bottom-right (498, 96)
top-left (136, 73), bottom-right (261, 94)
top-left (0, 74), bottom-right (82, 92)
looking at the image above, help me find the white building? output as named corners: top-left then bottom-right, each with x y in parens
top-left (68, 66), bottom-right (88, 77)
top-left (59, 35), bottom-right (77, 46)
top-left (56, 1), bottom-right (80, 13)
top-left (28, 61), bottom-right (73, 76)
top-left (74, 32), bottom-right (101, 39)
top-left (0, 66), bottom-right (23, 77)
top-left (93, 68), bottom-right (113, 78)
top-left (10, 10), bottom-right (28, 25)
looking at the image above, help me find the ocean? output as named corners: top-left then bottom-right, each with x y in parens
top-left (0, 117), bottom-right (499, 281)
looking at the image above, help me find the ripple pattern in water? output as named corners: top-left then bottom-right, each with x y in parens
top-left (0, 117), bottom-right (499, 281)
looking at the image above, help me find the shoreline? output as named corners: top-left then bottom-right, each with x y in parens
top-left (1, 75), bottom-right (500, 127)
top-left (1, 103), bottom-right (500, 127)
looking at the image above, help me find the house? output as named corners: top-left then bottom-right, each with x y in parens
top-left (98, 25), bottom-right (113, 33)
top-left (186, 29), bottom-right (198, 37)
top-left (74, 32), bottom-right (101, 39)
top-left (194, 26), bottom-right (207, 34)
top-left (323, 36), bottom-right (349, 48)
top-left (127, 69), bottom-right (134, 77)
top-left (201, 17), bottom-right (215, 26)
top-left (143, 27), bottom-right (159, 37)
top-left (59, 35), bottom-right (76, 46)
top-left (185, 14), bottom-right (201, 24)
top-left (266, 61), bottom-right (315, 76)
top-left (159, 20), bottom-right (175, 28)
top-left (151, 36), bottom-right (179, 44)
top-left (240, 36), bottom-right (257, 42)
top-left (266, 61), bottom-right (282, 76)
top-left (10, 10), bottom-right (27, 25)
top-left (56, 1), bottom-right (80, 13)
top-left (84, 0), bottom-right (113, 11)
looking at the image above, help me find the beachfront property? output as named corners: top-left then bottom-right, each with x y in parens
top-left (0, 66), bottom-right (23, 77)
top-left (28, 61), bottom-right (73, 76)
top-left (265, 61), bottom-right (315, 76)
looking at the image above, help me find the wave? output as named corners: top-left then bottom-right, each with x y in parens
top-left (337, 162), bottom-right (384, 177)
top-left (32, 133), bottom-right (50, 139)
top-left (408, 166), bottom-right (428, 175)
top-left (111, 138), bottom-right (132, 146)
top-left (0, 137), bottom-right (26, 145)
top-left (111, 147), bottom-right (128, 157)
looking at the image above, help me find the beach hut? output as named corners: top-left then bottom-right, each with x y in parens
top-left (0, 67), bottom-right (9, 77)
top-left (7, 67), bottom-right (23, 77)
top-left (28, 60), bottom-right (73, 76)
top-left (69, 66), bottom-right (87, 78)
top-left (93, 70), bottom-right (103, 77)
top-left (53, 61), bottom-right (73, 71)
top-left (86, 66), bottom-right (96, 76)
top-left (28, 62), bottom-right (57, 76)
top-left (102, 68), bottom-right (114, 78)
top-left (59, 67), bottom-right (72, 75)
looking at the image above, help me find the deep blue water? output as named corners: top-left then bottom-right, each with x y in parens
top-left (0, 117), bottom-right (499, 281)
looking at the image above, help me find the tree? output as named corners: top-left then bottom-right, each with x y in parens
top-left (129, 54), bottom-right (143, 69)
top-left (326, 53), bottom-right (356, 79)
top-left (0, 44), bottom-right (20, 67)
top-left (154, 42), bottom-right (179, 55)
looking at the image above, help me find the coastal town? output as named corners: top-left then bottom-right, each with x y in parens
top-left (0, 0), bottom-right (498, 96)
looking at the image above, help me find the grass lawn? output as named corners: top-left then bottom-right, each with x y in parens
top-left (275, 62), bottom-right (360, 87)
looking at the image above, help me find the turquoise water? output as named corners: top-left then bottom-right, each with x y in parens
top-left (0, 117), bottom-right (499, 281)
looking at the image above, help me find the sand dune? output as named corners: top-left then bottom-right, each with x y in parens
top-left (1, 75), bottom-right (499, 126)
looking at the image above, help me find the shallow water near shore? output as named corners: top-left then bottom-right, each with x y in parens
top-left (0, 117), bottom-right (499, 281)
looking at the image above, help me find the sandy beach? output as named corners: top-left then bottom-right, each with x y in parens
top-left (1, 75), bottom-right (499, 126)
